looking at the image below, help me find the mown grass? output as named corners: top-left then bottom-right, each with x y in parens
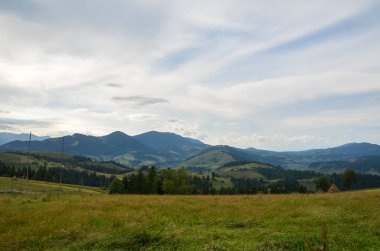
top-left (0, 188), bottom-right (379, 250)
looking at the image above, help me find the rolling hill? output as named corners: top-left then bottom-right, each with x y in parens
top-left (183, 145), bottom-right (256, 170)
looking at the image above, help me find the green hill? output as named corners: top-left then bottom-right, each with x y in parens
top-left (184, 146), bottom-right (256, 170)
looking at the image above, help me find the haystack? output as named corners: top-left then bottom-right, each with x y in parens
top-left (328, 184), bottom-right (340, 193)
top-left (315, 188), bottom-right (325, 194)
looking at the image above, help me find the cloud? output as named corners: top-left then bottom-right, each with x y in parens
top-left (0, 124), bottom-right (14, 130)
top-left (0, 109), bottom-right (9, 114)
top-left (105, 83), bottom-right (122, 88)
top-left (128, 114), bottom-right (156, 121)
top-left (112, 95), bottom-right (169, 107)
top-left (168, 118), bottom-right (183, 123)
top-left (0, 118), bottom-right (50, 126)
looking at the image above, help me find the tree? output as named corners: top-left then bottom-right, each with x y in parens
top-left (109, 179), bottom-right (124, 194)
top-left (122, 176), bottom-right (130, 193)
top-left (343, 169), bottom-right (357, 190)
top-left (162, 167), bottom-right (193, 194)
top-left (147, 166), bottom-right (158, 194)
top-left (137, 169), bottom-right (147, 194)
top-left (315, 176), bottom-right (330, 192)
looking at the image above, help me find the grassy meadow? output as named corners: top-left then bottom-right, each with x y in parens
top-left (0, 182), bottom-right (379, 251)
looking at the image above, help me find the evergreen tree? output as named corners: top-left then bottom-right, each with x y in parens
top-left (343, 169), bottom-right (357, 190)
top-left (109, 179), bottom-right (124, 194)
top-left (315, 176), bottom-right (330, 192)
top-left (147, 166), bottom-right (158, 194)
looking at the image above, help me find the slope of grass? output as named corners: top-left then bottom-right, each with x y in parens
top-left (0, 177), bottom-right (103, 194)
top-left (1, 189), bottom-right (379, 250)
top-left (184, 150), bottom-right (236, 169)
top-left (0, 152), bottom-right (44, 168)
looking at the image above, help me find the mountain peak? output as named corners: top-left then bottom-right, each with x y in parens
top-left (106, 131), bottom-right (128, 137)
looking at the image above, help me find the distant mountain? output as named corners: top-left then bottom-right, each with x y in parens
top-left (308, 156), bottom-right (380, 175)
top-left (0, 132), bottom-right (49, 146)
top-left (134, 131), bottom-right (208, 160)
top-left (0, 131), bottom-right (210, 167)
top-left (0, 131), bottom-right (154, 156)
top-left (283, 142), bottom-right (380, 160)
top-left (0, 131), bottom-right (164, 166)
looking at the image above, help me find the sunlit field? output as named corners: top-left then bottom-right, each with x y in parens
top-left (1, 183), bottom-right (379, 250)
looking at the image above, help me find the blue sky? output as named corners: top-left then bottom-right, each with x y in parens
top-left (0, 0), bottom-right (380, 150)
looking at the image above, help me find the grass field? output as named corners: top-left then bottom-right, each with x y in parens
top-left (0, 184), bottom-right (379, 250)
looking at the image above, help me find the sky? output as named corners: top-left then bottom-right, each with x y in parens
top-left (1, 0), bottom-right (380, 151)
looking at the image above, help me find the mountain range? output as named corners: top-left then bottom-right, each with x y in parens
top-left (0, 132), bottom-right (49, 145)
top-left (1, 131), bottom-right (380, 173)
top-left (0, 131), bottom-right (208, 167)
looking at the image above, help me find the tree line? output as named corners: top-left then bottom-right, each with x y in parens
top-left (111, 166), bottom-right (194, 194)
top-left (315, 170), bottom-right (380, 192)
top-left (109, 166), bottom-right (309, 195)
top-left (0, 160), bottom-right (112, 188)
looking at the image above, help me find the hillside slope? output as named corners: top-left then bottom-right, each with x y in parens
top-left (184, 146), bottom-right (256, 170)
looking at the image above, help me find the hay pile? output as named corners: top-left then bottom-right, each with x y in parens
top-left (328, 184), bottom-right (340, 193)
top-left (315, 188), bottom-right (325, 194)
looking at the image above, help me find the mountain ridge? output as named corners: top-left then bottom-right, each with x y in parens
top-left (0, 132), bottom-right (49, 146)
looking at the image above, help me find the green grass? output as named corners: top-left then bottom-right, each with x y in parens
top-left (0, 177), bottom-right (103, 194)
top-left (0, 186), bottom-right (379, 250)
top-left (184, 150), bottom-right (236, 169)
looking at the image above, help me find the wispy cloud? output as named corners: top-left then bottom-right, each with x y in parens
top-left (0, 118), bottom-right (50, 126)
top-left (112, 95), bottom-right (169, 107)
top-left (105, 83), bottom-right (122, 88)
